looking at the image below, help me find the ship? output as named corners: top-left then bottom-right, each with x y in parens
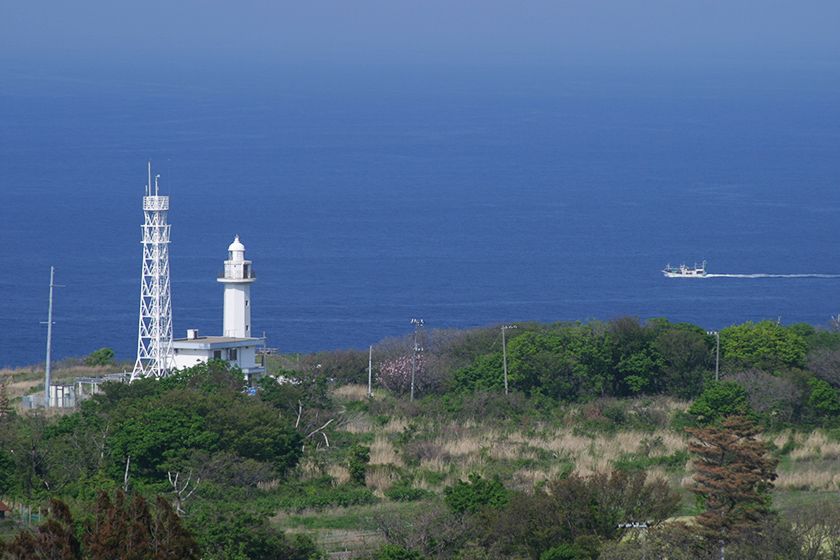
top-left (662, 261), bottom-right (707, 278)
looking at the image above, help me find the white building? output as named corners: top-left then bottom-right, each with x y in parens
top-left (172, 236), bottom-right (265, 384)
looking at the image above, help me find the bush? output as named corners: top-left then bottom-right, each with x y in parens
top-left (84, 347), bottom-right (115, 367)
top-left (373, 544), bottom-right (425, 560)
top-left (540, 543), bottom-right (590, 560)
top-left (272, 479), bottom-right (377, 511)
top-left (348, 444), bottom-right (370, 486)
top-left (384, 483), bottom-right (434, 502)
top-left (444, 474), bottom-right (509, 514)
top-left (474, 470), bottom-right (680, 559)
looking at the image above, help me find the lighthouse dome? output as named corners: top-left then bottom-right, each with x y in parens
top-left (228, 235), bottom-right (245, 252)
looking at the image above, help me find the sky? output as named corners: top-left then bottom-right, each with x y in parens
top-left (3, 1), bottom-right (839, 73)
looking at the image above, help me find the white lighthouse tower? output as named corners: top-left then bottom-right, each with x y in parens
top-left (171, 236), bottom-right (264, 384)
top-left (218, 235), bottom-right (255, 338)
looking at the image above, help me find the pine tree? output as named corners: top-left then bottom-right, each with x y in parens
top-left (5, 498), bottom-right (82, 559)
top-left (84, 490), bottom-right (200, 560)
top-left (687, 415), bottom-right (778, 543)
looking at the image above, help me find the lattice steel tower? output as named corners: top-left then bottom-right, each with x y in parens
top-left (132, 162), bottom-right (174, 380)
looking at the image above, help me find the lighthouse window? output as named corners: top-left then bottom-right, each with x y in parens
top-left (246, 300), bottom-right (249, 307)
top-left (229, 349), bottom-right (238, 361)
top-left (213, 350), bottom-right (222, 360)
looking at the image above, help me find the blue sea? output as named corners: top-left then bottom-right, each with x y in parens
top-left (1, 62), bottom-right (839, 367)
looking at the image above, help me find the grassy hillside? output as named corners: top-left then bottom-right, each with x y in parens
top-left (4, 318), bottom-right (840, 559)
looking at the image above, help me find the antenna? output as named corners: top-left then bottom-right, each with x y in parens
top-left (133, 163), bottom-right (174, 380)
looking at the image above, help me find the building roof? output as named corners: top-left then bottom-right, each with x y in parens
top-left (172, 335), bottom-right (264, 350)
top-left (0, 501), bottom-right (11, 512)
top-left (228, 235), bottom-right (245, 252)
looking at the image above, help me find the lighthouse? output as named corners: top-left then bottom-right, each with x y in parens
top-left (171, 236), bottom-right (265, 384)
top-left (218, 235), bottom-right (255, 338)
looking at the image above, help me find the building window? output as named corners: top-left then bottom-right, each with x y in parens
top-left (229, 348), bottom-right (238, 361)
top-left (213, 350), bottom-right (222, 360)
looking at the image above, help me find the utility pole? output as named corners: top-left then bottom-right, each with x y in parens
top-left (501, 324), bottom-right (517, 395)
top-left (368, 345), bottom-right (373, 398)
top-left (41, 266), bottom-right (62, 408)
top-left (707, 330), bottom-right (720, 381)
top-left (410, 318), bottom-right (424, 401)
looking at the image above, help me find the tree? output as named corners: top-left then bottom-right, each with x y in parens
top-left (687, 416), bottom-right (778, 543)
top-left (186, 502), bottom-right (320, 560)
top-left (729, 369), bottom-right (801, 426)
top-left (4, 498), bottom-right (81, 559)
top-left (806, 378), bottom-right (840, 423)
top-left (84, 491), bottom-right (200, 560)
top-left (507, 326), bottom-right (610, 401)
top-left (0, 449), bottom-right (17, 497)
top-left (84, 348), bottom-right (115, 367)
top-left (720, 321), bottom-right (807, 371)
top-left (3, 492), bottom-right (200, 560)
top-left (687, 381), bottom-right (750, 425)
top-left (651, 323), bottom-right (710, 398)
top-left (452, 353), bottom-right (504, 392)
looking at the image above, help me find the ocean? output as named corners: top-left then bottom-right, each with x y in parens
top-left (1, 62), bottom-right (839, 367)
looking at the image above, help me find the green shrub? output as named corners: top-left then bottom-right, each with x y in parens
top-left (84, 347), bottom-right (115, 366)
top-left (384, 483), bottom-right (434, 502)
top-left (373, 544), bottom-right (425, 560)
top-left (540, 543), bottom-right (587, 560)
top-left (348, 444), bottom-right (370, 486)
top-left (271, 480), bottom-right (377, 511)
top-left (444, 473), bottom-right (509, 514)
top-left (807, 378), bottom-right (840, 418)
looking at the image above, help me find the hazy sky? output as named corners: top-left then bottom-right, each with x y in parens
top-left (3, 1), bottom-right (839, 71)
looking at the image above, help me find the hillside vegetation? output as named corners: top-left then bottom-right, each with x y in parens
top-left (3, 318), bottom-right (840, 559)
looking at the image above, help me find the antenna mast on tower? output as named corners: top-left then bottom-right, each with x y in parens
top-left (132, 162), bottom-right (174, 380)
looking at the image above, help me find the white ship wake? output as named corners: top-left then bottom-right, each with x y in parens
top-left (704, 273), bottom-right (840, 279)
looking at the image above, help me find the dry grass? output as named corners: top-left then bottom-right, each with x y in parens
top-left (297, 457), bottom-right (325, 480)
top-left (369, 436), bottom-right (403, 467)
top-left (788, 432), bottom-right (840, 461)
top-left (332, 384), bottom-right (370, 401)
top-left (257, 479), bottom-right (280, 491)
top-left (342, 415), bottom-right (375, 434)
top-left (776, 469), bottom-right (840, 491)
top-left (340, 415), bottom-right (409, 435)
top-left (328, 465), bottom-right (351, 485)
top-left (365, 466), bottom-right (398, 496)
top-left (381, 417), bottom-right (409, 434)
top-left (372, 420), bottom-right (691, 481)
top-left (418, 457), bottom-right (449, 473)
